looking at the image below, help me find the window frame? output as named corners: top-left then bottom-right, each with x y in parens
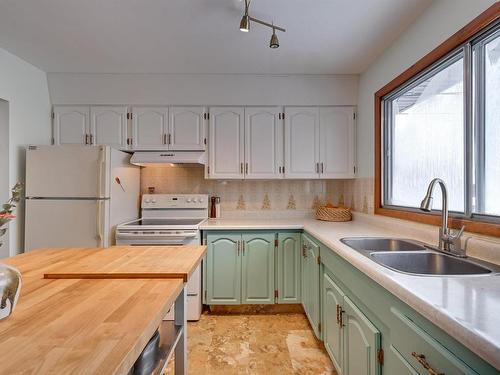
top-left (374, 4), bottom-right (500, 237)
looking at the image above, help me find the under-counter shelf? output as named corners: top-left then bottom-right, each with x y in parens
top-left (153, 321), bottom-right (184, 375)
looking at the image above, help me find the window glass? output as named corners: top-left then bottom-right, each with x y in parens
top-left (386, 57), bottom-right (465, 212)
top-left (483, 33), bottom-right (500, 215)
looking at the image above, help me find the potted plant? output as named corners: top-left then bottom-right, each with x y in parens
top-left (0, 182), bottom-right (23, 320)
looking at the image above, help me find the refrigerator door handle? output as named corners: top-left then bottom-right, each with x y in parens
top-left (96, 200), bottom-right (103, 246)
top-left (97, 148), bottom-right (106, 198)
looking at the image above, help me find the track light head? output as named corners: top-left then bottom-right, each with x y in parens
top-left (269, 29), bottom-right (279, 48)
top-left (239, 14), bottom-right (250, 32)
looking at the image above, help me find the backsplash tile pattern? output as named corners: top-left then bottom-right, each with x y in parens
top-left (326, 178), bottom-right (374, 214)
top-left (141, 166), bottom-right (327, 213)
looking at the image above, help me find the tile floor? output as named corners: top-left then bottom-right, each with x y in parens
top-left (166, 312), bottom-right (336, 374)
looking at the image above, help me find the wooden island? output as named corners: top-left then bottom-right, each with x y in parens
top-left (0, 245), bottom-right (207, 375)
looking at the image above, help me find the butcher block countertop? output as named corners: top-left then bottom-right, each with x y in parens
top-left (10, 245), bottom-right (206, 280)
top-left (0, 245), bottom-right (206, 375)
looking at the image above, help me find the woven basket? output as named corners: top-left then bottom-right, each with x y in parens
top-left (315, 206), bottom-right (352, 222)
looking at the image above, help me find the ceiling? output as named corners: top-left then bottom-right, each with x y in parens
top-left (0, 0), bottom-right (432, 74)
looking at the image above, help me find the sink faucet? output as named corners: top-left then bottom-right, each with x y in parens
top-left (420, 178), bottom-right (466, 257)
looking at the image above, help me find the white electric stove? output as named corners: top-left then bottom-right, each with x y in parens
top-left (115, 194), bottom-right (208, 321)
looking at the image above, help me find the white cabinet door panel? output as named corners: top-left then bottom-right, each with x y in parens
top-left (53, 106), bottom-right (89, 145)
top-left (208, 107), bottom-right (244, 179)
top-left (169, 106), bottom-right (206, 150)
top-left (131, 106), bottom-right (168, 150)
top-left (320, 107), bottom-right (355, 178)
top-left (245, 107), bottom-right (283, 179)
top-left (284, 107), bottom-right (319, 178)
top-left (90, 106), bottom-right (128, 147)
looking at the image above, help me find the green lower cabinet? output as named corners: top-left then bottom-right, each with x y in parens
top-left (206, 233), bottom-right (241, 304)
top-left (241, 233), bottom-right (275, 304)
top-left (302, 234), bottom-right (321, 338)
top-left (276, 232), bottom-right (301, 304)
top-left (323, 272), bottom-right (345, 373)
top-left (343, 296), bottom-right (381, 375)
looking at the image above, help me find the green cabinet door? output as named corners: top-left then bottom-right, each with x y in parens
top-left (323, 272), bottom-right (345, 374)
top-left (302, 234), bottom-right (321, 338)
top-left (343, 296), bottom-right (381, 375)
top-left (277, 232), bottom-right (301, 304)
top-left (206, 232), bottom-right (242, 304)
top-left (241, 233), bottom-right (275, 304)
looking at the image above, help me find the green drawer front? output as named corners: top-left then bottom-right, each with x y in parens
top-left (390, 307), bottom-right (479, 375)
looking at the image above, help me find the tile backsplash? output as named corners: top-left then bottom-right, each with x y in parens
top-left (140, 165), bottom-right (375, 216)
top-left (326, 177), bottom-right (374, 214)
top-left (141, 166), bottom-right (328, 214)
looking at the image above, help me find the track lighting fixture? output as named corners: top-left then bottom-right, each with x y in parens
top-left (269, 26), bottom-right (279, 49)
top-left (239, 0), bottom-right (285, 49)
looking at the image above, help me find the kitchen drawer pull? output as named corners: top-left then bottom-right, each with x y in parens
top-left (411, 352), bottom-right (444, 375)
top-left (245, 163), bottom-right (248, 174)
top-left (240, 163), bottom-right (243, 174)
top-left (237, 240), bottom-right (240, 255)
top-left (315, 162), bottom-right (319, 173)
top-left (321, 162), bottom-right (324, 173)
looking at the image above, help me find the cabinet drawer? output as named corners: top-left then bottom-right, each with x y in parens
top-left (390, 307), bottom-right (478, 375)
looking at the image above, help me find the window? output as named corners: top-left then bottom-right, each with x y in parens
top-left (380, 20), bottom-right (500, 225)
top-left (475, 29), bottom-right (500, 217)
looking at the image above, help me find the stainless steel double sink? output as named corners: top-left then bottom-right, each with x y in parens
top-left (340, 237), bottom-right (500, 276)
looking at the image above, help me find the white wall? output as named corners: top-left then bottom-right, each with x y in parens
top-left (0, 100), bottom-right (8, 257)
top-left (356, 0), bottom-right (497, 177)
top-left (47, 73), bottom-right (358, 106)
top-left (0, 47), bottom-right (51, 256)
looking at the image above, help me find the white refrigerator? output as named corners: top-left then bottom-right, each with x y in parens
top-left (25, 145), bottom-right (140, 251)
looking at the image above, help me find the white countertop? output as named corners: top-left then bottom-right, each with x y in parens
top-left (201, 215), bottom-right (500, 369)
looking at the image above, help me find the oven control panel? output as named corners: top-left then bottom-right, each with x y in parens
top-left (141, 194), bottom-right (208, 209)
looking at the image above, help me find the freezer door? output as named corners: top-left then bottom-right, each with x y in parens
top-left (25, 145), bottom-right (110, 198)
top-left (25, 199), bottom-right (109, 251)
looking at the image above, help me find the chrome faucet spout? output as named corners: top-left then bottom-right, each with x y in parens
top-left (420, 178), bottom-right (448, 236)
top-left (420, 178), bottom-right (465, 257)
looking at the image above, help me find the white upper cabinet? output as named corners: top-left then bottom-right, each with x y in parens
top-left (319, 106), bottom-right (356, 178)
top-left (53, 106), bottom-right (89, 145)
top-left (169, 106), bottom-right (206, 150)
top-left (208, 107), bottom-right (245, 179)
top-left (90, 106), bottom-right (128, 147)
top-left (284, 107), bottom-right (320, 179)
top-left (245, 107), bottom-right (283, 179)
top-left (131, 106), bottom-right (168, 150)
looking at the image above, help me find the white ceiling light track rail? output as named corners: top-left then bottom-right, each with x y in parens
top-left (239, 0), bottom-right (286, 49)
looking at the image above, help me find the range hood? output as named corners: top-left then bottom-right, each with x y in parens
top-left (130, 151), bottom-right (206, 166)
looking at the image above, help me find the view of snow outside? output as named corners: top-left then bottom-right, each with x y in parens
top-left (484, 34), bottom-right (500, 216)
top-left (389, 58), bottom-right (464, 212)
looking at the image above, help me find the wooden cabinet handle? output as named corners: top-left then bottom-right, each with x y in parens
top-left (411, 352), bottom-right (444, 375)
top-left (336, 304), bottom-right (344, 326)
